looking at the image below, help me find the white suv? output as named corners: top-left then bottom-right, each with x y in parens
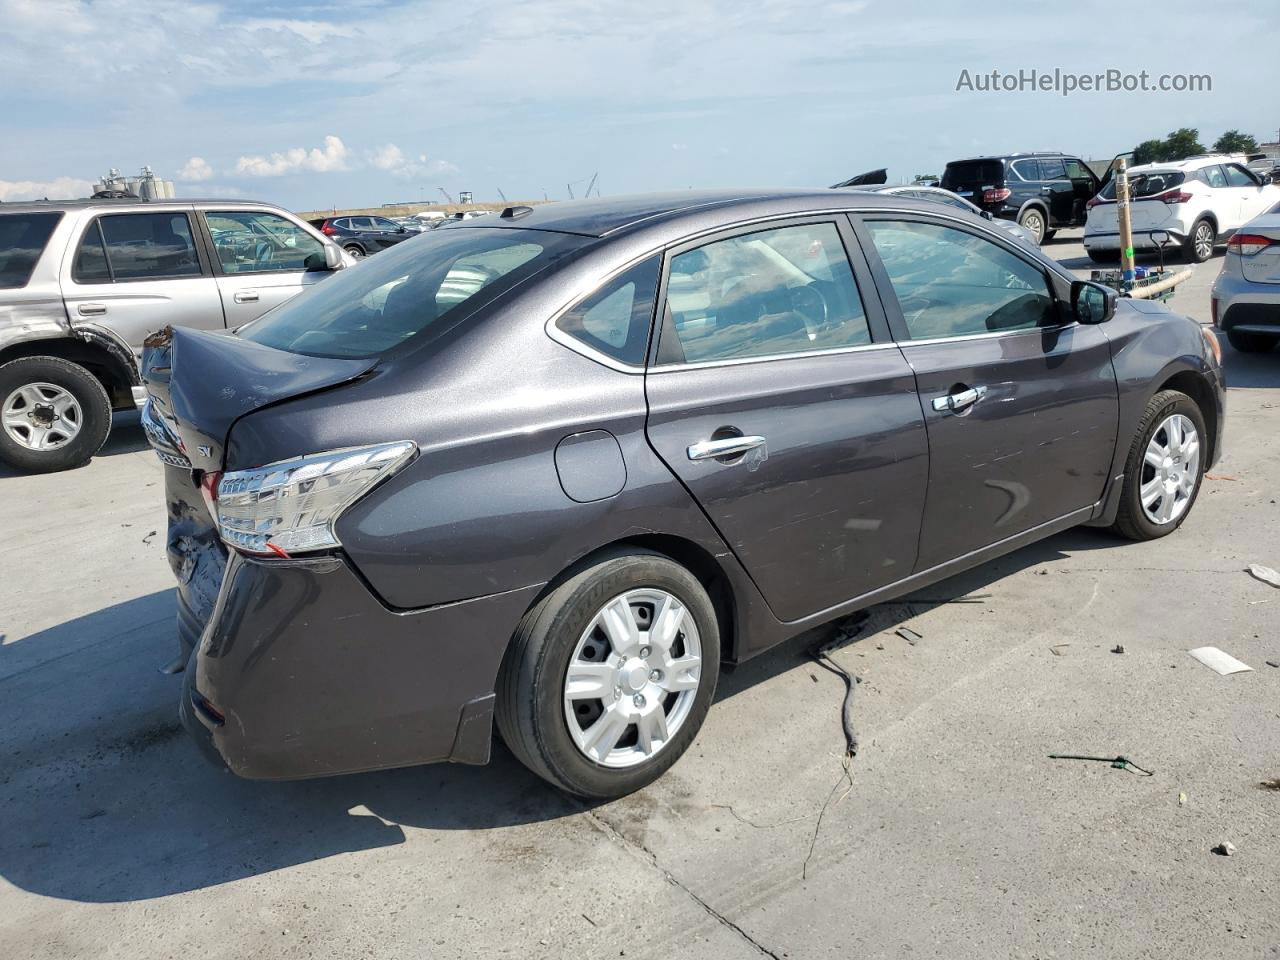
top-left (1084, 155), bottom-right (1280, 264)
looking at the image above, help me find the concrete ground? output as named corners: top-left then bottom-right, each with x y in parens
top-left (2, 230), bottom-right (1278, 960)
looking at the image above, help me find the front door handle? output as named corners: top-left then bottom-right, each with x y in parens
top-left (77, 303), bottom-right (107, 316)
top-left (233, 290), bottom-right (260, 304)
top-left (687, 435), bottom-right (767, 462)
top-left (932, 385), bottom-right (987, 413)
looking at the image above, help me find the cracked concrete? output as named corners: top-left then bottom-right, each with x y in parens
top-left (1, 231), bottom-right (1278, 959)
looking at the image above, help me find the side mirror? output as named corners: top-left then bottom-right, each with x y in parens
top-left (323, 244), bottom-right (344, 270)
top-left (1072, 280), bottom-right (1115, 325)
top-left (397, 226), bottom-right (407, 234)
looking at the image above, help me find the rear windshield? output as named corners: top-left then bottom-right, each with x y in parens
top-left (1097, 171), bottom-right (1184, 200)
top-left (941, 160), bottom-right (1004, 190)
top-left (241, 227), bottom-right (586, 358)
top-left (0, 213), bottom-right (63, 289)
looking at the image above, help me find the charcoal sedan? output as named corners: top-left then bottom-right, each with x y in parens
top-left (143, 190), bottom-right (1225, 798)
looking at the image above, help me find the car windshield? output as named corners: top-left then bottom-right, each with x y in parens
top-left (240, 227), bottom-right (586, 358)
top-left (0, 212), bottom-right (63, 289)
top-left (1097, 171), bottom-right (1184, 200)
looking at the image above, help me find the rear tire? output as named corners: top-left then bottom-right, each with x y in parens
top-left (1110, 390), bottom-right (1206, 541)
top-left (1183, 218), bottom-right (1215, 263)
top-left (343, 244), bottom-right (365, 259)
top-left (0, 356), bottom-right (111, 473)
top-left (1087, 249), bottom-right (1114, 264)
top-left (496, 550), bottom-right (720, 798)
top-left (1226, 329), bottom-right (1278, 353)
top-left (1017, 207), bottom-right (1048, 245)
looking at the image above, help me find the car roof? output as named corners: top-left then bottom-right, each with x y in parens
top-left (1126, 154), bottom-right (1253, 175)
top-left (450, 188), bottom-right (937, 239)
top-left (0, 198), bottom-right (282, 214)
top-left (947, 152), bottom-right (1065, 163)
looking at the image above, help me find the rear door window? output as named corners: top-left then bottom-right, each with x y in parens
top-left (865, 219), bottom-right (1056, 340)
top-left (555, 256), bottom-right (661, 366)
top-left (1038, 158), bottom-right (1067, 180)
top-left (1010, 159), bottom-right (1041, 181)
top-left (658, 221), bottom-right (871, 365)
top-left (72, 213), bottom-right (201, 282)
top-left (0, 212), bottom-right (62, 289)
top-left (1202, 165), bottom-right (1229, 189)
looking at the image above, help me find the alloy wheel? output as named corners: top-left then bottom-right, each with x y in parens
top-left (1194, 223), bottom-right (1214, 261)
top-left (2, 383), bottom-right (83, 451)
top-left (1139, 413), bottom-right (1200, 525)
top-left (1022, 211), bottom-right (1045, 244)
top-left (563, 588), bottom-right (702, 768)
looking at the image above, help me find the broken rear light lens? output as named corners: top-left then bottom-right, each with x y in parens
top-left (214, 442), bottom-right (417, 557)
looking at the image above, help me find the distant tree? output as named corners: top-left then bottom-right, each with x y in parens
top-left (1213, 130), bottom-right (1258, 154)
top-left (1133, 139), bottom-right (1165, 165)
top-left (1161, 128), bottom-right (1205, 161)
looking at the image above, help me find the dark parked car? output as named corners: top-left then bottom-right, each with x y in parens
top-left (307, 215), bottom-right (415, 258)
top-left (144, 190), bottom-right (1224, 798)
top-left (941, 152), bottom-right (1101, 245)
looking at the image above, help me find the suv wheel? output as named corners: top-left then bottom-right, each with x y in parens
top-left (343, 244), bottom-right (365, 259)
top-left (1184, 218), bottom-right (1215, 262)
top-left (1017, 207), bottom-right (1047, 245)
top-left (0, 356), bottom-right (111, 473)
top-left (1226, 329), bottom-right (1279, 353)
top-left (496, 550), bottom-right (720, 798)
top-left (1110, 390), bottom-right (1206, 541)
top-left (1087, 249), bottom-right (1114, 264)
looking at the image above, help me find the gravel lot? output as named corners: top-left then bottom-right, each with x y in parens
top-left (2, 229), bottom-right (1277, 960)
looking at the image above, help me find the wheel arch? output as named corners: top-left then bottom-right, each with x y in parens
top-left (1155, 368), bottom-right (1218, 465)
top-left (517, 534), bottom-right (740, 665)
top-left (0, 331), bottom-right (138, 410)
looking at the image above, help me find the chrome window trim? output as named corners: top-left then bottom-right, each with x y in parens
top-left (543, 203), bottom-right (1074, 372)
top-left (647, 340), bottom-right (898, 374)
top-left (896, 323), bottom-right (1072, 348)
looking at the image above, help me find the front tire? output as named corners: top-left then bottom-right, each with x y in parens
top-left (1110, 390), bottom-right (1206, 541)
top-left (1226, 329), bottom-right (1278, 353)
top-left (1183, 218), bottom-right (1215, 263)
top-left (496, 550), bottom-right (720, 798)
top-left (1018, 207), bottom-right (1048, 245)
top-left (0, 356), bottom-right (111, 473)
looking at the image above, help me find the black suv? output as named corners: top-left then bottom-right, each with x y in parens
top-left (308, 215), bottom-right (414, 259)
top-left (940, 152), bottom-right (1101, 245)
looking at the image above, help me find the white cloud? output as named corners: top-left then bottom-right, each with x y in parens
top-left (234, 135), bottom-right (350, 177)
top-left (0, 176), bottom-right (93, 202)
top-left (178, 156), bottom-right (214, 181)
top-left (368, 144), bottom-right (456, 180)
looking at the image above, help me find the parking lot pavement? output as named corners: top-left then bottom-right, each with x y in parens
top-left (2, 233), bottom-right (1278, 960)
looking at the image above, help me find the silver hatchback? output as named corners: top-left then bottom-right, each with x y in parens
top-left (0, 198), bottom-right (348, 472)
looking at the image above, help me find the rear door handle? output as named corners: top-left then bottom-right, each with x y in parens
top-left (687, 435), bottom-right (767, 462)
top-left (932, 385), bottom-right (987, 413)
top-left (233, 290), bottom-right (260, 304)
top-left (77, 303), bottom-right (107, 316)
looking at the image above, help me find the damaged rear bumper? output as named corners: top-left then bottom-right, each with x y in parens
top-left (179, 550), bottom-right (543, 780)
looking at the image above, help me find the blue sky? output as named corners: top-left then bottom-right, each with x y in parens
top-left (2, 0), bottom-right (1276, 209)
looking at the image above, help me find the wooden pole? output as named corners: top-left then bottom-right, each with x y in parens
top-left (1116, 157), bottom-right (1136, 289)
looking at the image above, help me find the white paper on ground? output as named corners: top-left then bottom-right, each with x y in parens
top-left (1188, 646), bottom-right (1254, 676)
top-left (1247, 563), bottom-right (1280, 588)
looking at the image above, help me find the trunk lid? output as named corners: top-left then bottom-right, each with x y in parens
top-left (1238, 215), bottom-right (1280, 283)
top-left (141, 326), bottom-right (377, 472)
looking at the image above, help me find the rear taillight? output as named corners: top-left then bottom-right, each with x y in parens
top-left (1155, 189), bottom-right (1193, 204)
top-left (321, 222), bottom-right (336, 235)
top-left (1226, 234), bottom-right (1274, 256)
top-left (213, 442), bottom-right (417, 558)
top-left (982, 187), bottom-right (1012, 204)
